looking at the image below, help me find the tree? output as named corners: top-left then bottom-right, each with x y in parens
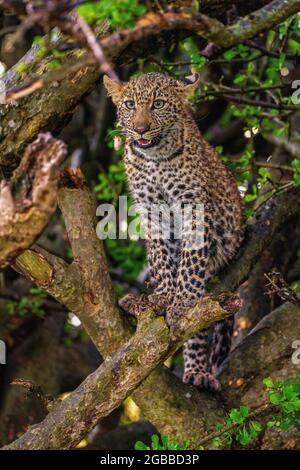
top-left (0, 0), bottom-right (300, 450)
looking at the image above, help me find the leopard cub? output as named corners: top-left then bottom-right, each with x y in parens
top-left (104, 72), bottom-right (244, 392)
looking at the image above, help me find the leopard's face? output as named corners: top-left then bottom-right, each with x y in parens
top-left (104, 72), bottom-right (197, 150)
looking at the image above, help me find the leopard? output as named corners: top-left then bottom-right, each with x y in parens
top-left (103, 72), bottom-right (244, 392)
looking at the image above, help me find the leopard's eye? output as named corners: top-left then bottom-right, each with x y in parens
top-left (152, 99), bottom-right (165, 109)
top-left (124, 99), bottom-right (135, 109)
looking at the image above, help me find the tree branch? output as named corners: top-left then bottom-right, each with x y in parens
top-left (0, 133), bottom-right (67, 268)
top-left (1, 0), bottom-right (298, 174)
top-left (2, 293), bottom-right (238, 450)
top-left (209, 186), bottom-right (300, 294)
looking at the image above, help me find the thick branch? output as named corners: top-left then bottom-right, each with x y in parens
top-left (0, 44), bottom-right (99, 175)
top-left (209, 186), bottom-right (300, 294)
top-left (0, 133), bottom-right (66, 268)
top-left (221, 300), bottom-right (300, 403)
top-left (57, 168), bottom-right (129, 356)
top-left (2, 295), bottom-right (236, 450)
top-left (1, 0), bottom-right (298, 174)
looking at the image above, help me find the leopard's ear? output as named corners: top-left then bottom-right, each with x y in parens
top-left (103, 75), bottom-right (126, 105)
top-left (175, 72), bottom-right (200, 97)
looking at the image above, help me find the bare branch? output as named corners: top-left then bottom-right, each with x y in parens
top-left (10, 379), bottom-right (56, 412)
top-left (76, 15), bottom-right (120, 82)
top-left (1, 1), bottom-right (298, 175)
top-left (264, 271), bottom-right (300, 307)
top-left (3, 1), bottom-right (300, 104)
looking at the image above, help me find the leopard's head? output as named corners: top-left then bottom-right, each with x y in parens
top-left (103, 72), bottom-right (199, 150)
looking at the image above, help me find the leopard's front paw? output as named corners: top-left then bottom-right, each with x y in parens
top-left (183, 370), bottom-right (221, 393)
top-left (166, 303), bottom-right (187, 328)
top-left (147, 292), bottom-right (172, 310)
top-left (119, 293), bottom-right (151, 318)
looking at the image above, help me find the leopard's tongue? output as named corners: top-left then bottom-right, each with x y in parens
top-left (138, 138), bottom-right (151, 145)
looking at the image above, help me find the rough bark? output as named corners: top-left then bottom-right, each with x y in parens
top-left (0, 45), bottom-right (99, 176)
top-left (0, 133), bottom-right (66, 268)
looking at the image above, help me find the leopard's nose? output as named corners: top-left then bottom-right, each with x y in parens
top-left (134, 124), bottom-right (150, 134)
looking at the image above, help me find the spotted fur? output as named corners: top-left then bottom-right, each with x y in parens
top-left (104, 72), bottom-right (244, 392)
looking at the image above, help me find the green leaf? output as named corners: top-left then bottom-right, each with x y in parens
top-left (239, 405), bottom-right (250, 418)
top-left (269, 392), bottom-right (282, 404)
top-left (229, 408), bottom-right (244, 424)
top-left (134, 441), bottom-right (150, 450)
top-left (237, 427), bottom-right (252, 445)
top-left (250, 420), bottom-right (262, 432)
top-left (224, 49), bottom-right (238, 60)
top-left (151, 434), bottom-right (160, 450)
top-left (293, 174), bottom-right (300, 186)
top-left (263, 377), bottom-right (274, 388)
top-left (212, 437), bottom-right (222, 448)
top-left (234, 74), bottom-right (247, 85)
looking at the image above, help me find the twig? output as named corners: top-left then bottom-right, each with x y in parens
top-left (199, 83), bottom-right (288, 98)
top-left (3, 2), bottom-right (300, 103)
top-left (264, 272), bottom-right (300, 307)
top-left (246, 40), bottom-right (298, 60)
top-left (76, 14), bottom-right (120, 82)
top-left (196, 401), bottom-right (272, 448)
top-left (252, 160), bottom-right (295, 174)
top-left (11, 379), bottom-right (56, 411)
top-left (207, 93), bottom-right (299, 111)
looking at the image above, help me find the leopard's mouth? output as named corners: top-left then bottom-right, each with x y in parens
top-left (134, 134), bottom-right (162, 149)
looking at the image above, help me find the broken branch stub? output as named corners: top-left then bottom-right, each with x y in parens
top-left (0, 132), bottom-right (67, 268)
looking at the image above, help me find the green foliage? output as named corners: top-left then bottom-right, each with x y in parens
top-left (223, 44), bottom-right (251, 61)
top-left (135, 376), bottom-right (300, 450)
top-left (213, 375), bottom-right (300, 448)
top-left (94, 160), bottom-right (125, 203)
top-left (181, 38), bottom-right (206, 73)
top-left (264, 375), bottom-right (300, 432)
top-left (135, 434), bottom-right (190, 451)
top-left (78, 0), bottom-right (147, 28)
top-left (212, 405), bottom-right (261, 448)
top-left (291, 155), bottom-right (300, 186)
top-left (105, 238), bottom-right (146, 282)
top-left (220, 145), bottom-right (254, 185)
top-left (7, 287), bottom-right (46, 318)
